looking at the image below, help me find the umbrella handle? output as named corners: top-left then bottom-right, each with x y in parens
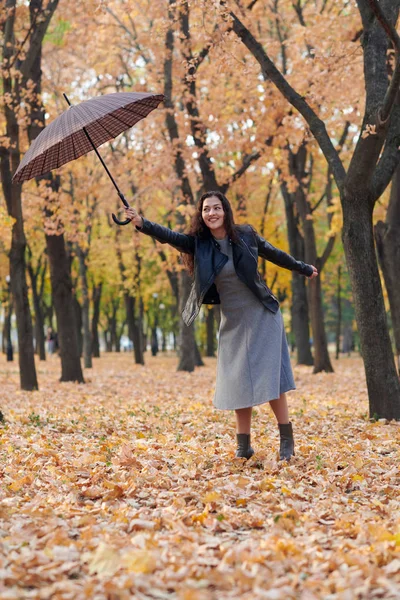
top-left (112, 213), bottom-right (131, 226)
top-left (111, 191), bottom-right (131, 225)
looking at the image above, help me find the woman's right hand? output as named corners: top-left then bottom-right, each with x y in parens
top-left (124, 206), bottom-right (143, 228)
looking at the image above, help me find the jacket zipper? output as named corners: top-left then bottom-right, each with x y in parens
top-left (240, 237), bottom-right (258, 267)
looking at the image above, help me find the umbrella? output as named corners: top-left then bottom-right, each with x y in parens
top-left (13, 91), bottom-right (164, 225)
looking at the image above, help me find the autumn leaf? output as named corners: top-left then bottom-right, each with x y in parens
top-left (86, 543), bottom-right (120, 577)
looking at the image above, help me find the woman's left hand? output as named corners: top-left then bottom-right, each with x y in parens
top-left (308, 266), bottom-right (319, 279)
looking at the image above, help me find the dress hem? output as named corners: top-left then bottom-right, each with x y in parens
top-left (213, 385), bottom-right (296, 411)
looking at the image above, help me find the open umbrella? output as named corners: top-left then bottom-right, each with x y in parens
top-left (13, 91), bottom-right (164, 225)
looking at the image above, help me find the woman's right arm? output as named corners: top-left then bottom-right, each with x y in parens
top-left (125, 207), bottom-right (195, 255)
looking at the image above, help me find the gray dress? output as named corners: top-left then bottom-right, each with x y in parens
top-left (213, 236), bottom-right (295, 411)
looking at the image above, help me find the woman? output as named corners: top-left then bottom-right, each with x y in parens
top-left (125, 191), bottom-right (318, 461)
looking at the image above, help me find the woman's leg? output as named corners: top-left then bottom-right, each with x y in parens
top-left (235, 407), bottom-right (252, 433)
top-left (269, 393), bottom-right (294, 460)
top-left (234, 408), bottom-right (254, 458)
top-left (269, 392), bottom-right (289, 424)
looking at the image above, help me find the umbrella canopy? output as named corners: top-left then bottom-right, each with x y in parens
top-left (13, 91), bottom-right (164, 183)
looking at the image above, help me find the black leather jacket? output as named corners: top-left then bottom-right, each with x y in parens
top-left (137, 218), bottom-right (313, 326)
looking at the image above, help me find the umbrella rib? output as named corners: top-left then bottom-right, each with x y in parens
top-left (26, 152), bottom-right (41, 181)
top-left (95, 118), bottom-right (118, 140)
top-left (55, 141), bottom-right (61, 175)
top-left (69, 130), bottom-right (78, 162)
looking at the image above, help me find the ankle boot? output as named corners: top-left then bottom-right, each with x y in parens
top-left (235, 433), bottom-right (254, 459)
top-left (278, 422), bottom-right (295, 461)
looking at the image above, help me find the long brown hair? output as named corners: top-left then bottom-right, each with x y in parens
top-left (182, 191), bottom-right (240, 276)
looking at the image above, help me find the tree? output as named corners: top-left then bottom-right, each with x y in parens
top-left (24, 1), bottom-right (84, 383)
top-left (222, 0), bottom-right (400, 419)
top-left (375, 164), bottom-right (400, 373)
top-left (0, 0), bottom-right (62, 390)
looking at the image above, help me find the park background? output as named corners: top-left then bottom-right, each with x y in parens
top-left (1, 1), bottom-right (400, 598)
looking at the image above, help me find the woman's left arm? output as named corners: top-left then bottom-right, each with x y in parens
top-left (256, 233), bottom-right (317, 278)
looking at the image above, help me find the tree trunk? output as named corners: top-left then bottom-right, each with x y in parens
top-left (77, 248), bottom-right (92, 369)
top-left (0, 34), bottom-right (38, 387)
top-left (4, 294), bottom-right (13, 361)
top-left (206, 307), bottom-right (216, 357)
top-left (307, 277), bottom-right (333, 373)
top-left (336, 265), bottom-right (342, 360)
top-left (281, 181), bottom-right (314, 366)
top-left (374, 164), bottom-right (400, 373)
top-left (125, 294), bottom-right (144, 365)
top-left (26, 263), bottom-right (46, 361)
top-left (72, 293), bottom-right (83, 358)
top-left (342, 196), bottom-right (400, 419)
top-left (133, 313), bottom-right (145, 365)
top-left (26, 253), bottom-right (46, 360)
top-left (140, 298), bottom-right (146, 355)
top-left (2, 319), bottom-right (7, 354)
top-left (110, 317), bottom-right (117, 352)
top-left (104, 330), bottom-right (112, 352)
top-left (177, 271), bottom-right (195, 372)
top-left (6, 198), bottom-right (37, 387)
top-left (342, 322), bottom-right (353, 355)
top-left (291, 275), bottom-right (313, 365)
top-left (194, 337), bottom-right (204, 366)
top-left (291, 150), bottom-right (333, 373)
top-left (47, 234), bottom-right (84, 382)
top-left (15, 0), bottom-right (81, 383)
top-left (91, 283), bottom-right (102, 358)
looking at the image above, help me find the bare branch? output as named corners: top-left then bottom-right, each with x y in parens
top-left (319, 232), bottom-right (336, 271)
top-left (220, 150), bottom-right (261, 194)
top-left (292, 1), bottom-right (306, 26)
top-left (105, 6), bottom-right (152, 65)
top-left (259, 179), bottom-right (274, 236)
top-left (310, 191), bottom-right (326, 214)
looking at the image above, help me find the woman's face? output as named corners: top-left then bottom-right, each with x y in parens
top-left (202, 196), bottom-right (225, 231)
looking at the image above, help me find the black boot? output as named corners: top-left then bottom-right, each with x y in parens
top-left (279, 422), bottom-right (295, 461)
top-left (235, 433), bottom-right (254, 459)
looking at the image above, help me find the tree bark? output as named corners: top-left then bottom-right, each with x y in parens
top-left (177, 271), bottom-right (195, 372)
top-left (26, 255), bottom-right (46, 361)
top-left (109, 302), bottom-right (118, 352)
top-left (104, 330), bottom-right (112, 352)
top-left (91, 283), bottom-right (102, 358)
top-left (4, 168), bottom-right (38, 389)
top-left (47, 235), bottom-right (84, 382)
top-left (375, 164), bottom-right (400, 372)
top-left (4, 294), bottom-right (13, 360)
top-left (336, 265), bottom-right (342, 360)
top-left (206, 307), bottom-right (216, 357)
top-left (342, 196), bottom-right (400, 419)
top-left (194, 337), bottom-right (205, 366)
top-left (77, 248), bottom-right (92, 369)
top-left (125, 293), bottom-right (144, 365)
top-left (280, 181), bottom-right (314, 366)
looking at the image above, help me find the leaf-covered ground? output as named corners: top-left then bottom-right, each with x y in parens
top-left (0, 352), bottom-right (399, 599)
